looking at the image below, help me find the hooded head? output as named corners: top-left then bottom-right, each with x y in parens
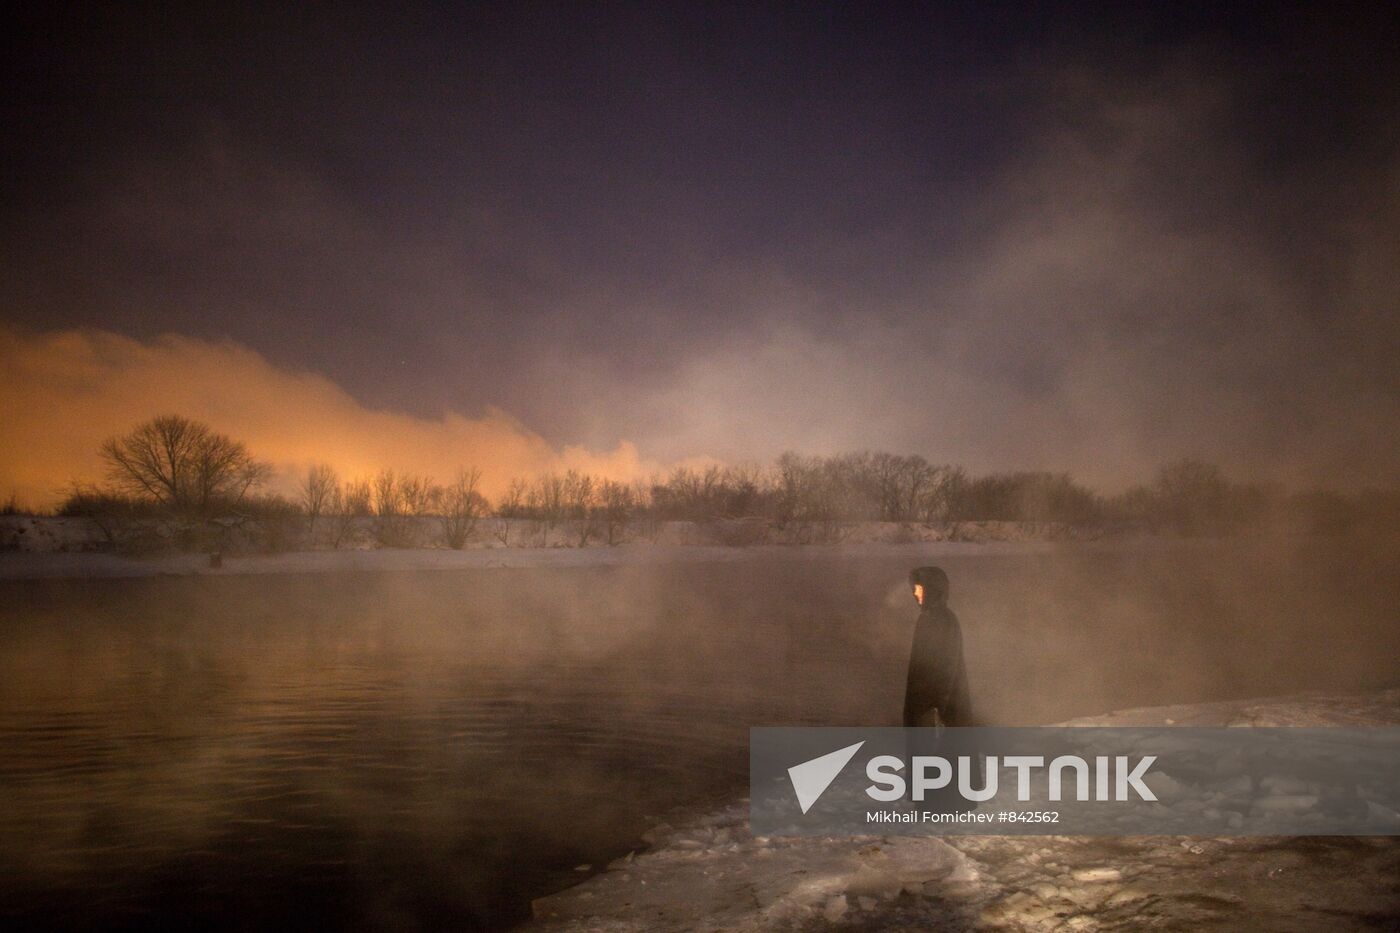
top-left (909, 566), bottom-right (949, 608)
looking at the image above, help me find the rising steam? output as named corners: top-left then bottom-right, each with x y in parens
top-left (0, 326), bottom-right (658, 508)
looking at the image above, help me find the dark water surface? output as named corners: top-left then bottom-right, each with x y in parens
top-left (1, 542), bottom-right (1397, 930)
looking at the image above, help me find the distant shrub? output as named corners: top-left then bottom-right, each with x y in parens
top-left (238, 493), bottom-right (306, 551)
top-left (58, 488), bottom-right (164, 519)
top-left (1279, 490), bottom-right (1362, 536)
top-left (1112, 460), bottom-right (1272, 536)
top-left (945, 471), bottom-right (1102, 525)
top-left (709, 517), bottom-right (769, 547)
top-left (56, 487), bottom-right (171, 550)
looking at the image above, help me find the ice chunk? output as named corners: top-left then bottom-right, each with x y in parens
top-left (947, 859), bottom-right (981, 883)
top-left (984, 892), bottom-right (1057, 925)
top-left (1071, 867), bottom-right (1122, 883)
top-left (1253, 795), bottom-right (1319, 812)
top-left (1143, 771), bottom-right (1188, 800)
top-left (823, 895), bottom-right (848, 922)
top-left (1212, 750), bottom-right (1246, 776)
top-left (845, 864), bottom-right (903, 898)
top-left (1259, 775), bottom-right (1317, 796)
top-left (1217, 773), bottom-right (1253, 797)
top-left (1365, 801), bottom-right (1400, 825)
top-left (1105, 886), bottom-right (1149, 906)
top-left (606, 850), bottom-right (636, 870)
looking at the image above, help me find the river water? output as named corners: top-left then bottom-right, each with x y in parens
top-left (1, 541), bottom-right (1396, 929)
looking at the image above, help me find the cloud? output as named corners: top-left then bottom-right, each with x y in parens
top-left (0, 327), bottom-right (656, 508)
top-left (601, 62), bottom-right (1400, 491)
top-left (3, 56), bottom-right (1397, 502)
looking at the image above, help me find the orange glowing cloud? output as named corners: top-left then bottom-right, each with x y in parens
top-left (0, 327), bottom-right (658, 509)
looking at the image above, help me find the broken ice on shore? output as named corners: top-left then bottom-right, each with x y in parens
top-left (526, 689), bottom-right (1400, 931)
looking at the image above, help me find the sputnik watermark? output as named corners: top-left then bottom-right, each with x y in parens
top-left (787, 741), bottom-right (1156, 813)
top-left (865, 754), bottom-right (1157, 803)
top-left (752, 726), bottom-right (1400, 836)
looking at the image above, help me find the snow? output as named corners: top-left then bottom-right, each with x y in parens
top-left (1062, 688), bottom-right (1400, 729)
top-left (525, 689), bottom-right (1400, 931)
top-left (0, 514), bottom-right (1105, 560)
top-left (0, 535), bottom-right (1110, 581)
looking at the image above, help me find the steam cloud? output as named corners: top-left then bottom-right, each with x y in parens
top-left (2, 51), bottom-right (1397, 502)
top-left (0, 327), bottom-right (657, 507)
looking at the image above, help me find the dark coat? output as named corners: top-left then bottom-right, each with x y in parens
top-left (902, 566), bottom-right (973, 728)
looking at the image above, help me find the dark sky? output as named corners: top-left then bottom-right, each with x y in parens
top-left (3, 2), bottom-right (1398, 489)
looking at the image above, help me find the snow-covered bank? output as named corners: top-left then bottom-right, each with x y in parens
top-left (0, 537), bottom-right (1157, 581)
top-left (0, 513), bottom-right (1104, 559)
top-left (525, 689), bottom-right (1400, 932)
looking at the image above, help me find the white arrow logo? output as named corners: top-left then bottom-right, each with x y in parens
top-left (787, 741), bottom-right (865, 814)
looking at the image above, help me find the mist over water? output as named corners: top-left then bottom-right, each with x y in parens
top-left (1, 539), bottom-right (1397, 929)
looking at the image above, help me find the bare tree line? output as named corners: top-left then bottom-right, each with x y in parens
top-left (299, 465), bottom-right (488, 549)
top-left (44, 414), bottom-right (1400, 551)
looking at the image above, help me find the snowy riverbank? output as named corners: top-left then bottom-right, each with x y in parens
top-left (525, 689), bottom-right (1400, 932)
top-left (0, 513), bottom-right (1112, 565)
top-left (0, 535), bottom-right (1179, 581)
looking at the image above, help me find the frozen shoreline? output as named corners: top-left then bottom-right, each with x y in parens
top-left (525, 688), bottom-right (1400, 931)
top-left (0, 537), bottom-right (1183, 582)
top-left (0, 513), bottom-right (1192, 582)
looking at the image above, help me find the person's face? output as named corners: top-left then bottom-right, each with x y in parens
top-left (913, 583), bottom-right (924, 606)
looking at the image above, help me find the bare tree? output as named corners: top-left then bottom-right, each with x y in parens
top-left (598, 479), bottom-right (634, 545)
top-left (301, 464), bottom-right (338, 536)
top-left (439, 467), bottom-right (486, 549)
top-left (493, 477), bottom-right (527, 545)
top-left (372, 469), bottom-right (409, 546)
top-left (497, 478), bottom-right (526, 517)
top-left (772, 452), bottom-right (820, 526)
top-left (632, 476), bottom-right (664, 542)
top-left (100, 415), bottom-right (270, 515)
top-left (537, 473), bottom-right (566, 529)
top-left (524, 473), bottom-right (566, 542)
top-left (719, 462), bottom-right (766, 517)
top-left (328, 478), bottom-right (372, 548)
top-left (1129, 459), bottom-right (1261, 535)
top-left (562, 470), bottom-right (597, 546)
top-left (864, 452), bottom-right (901, 521)
top-left (399, 473), bottom-right (437, 516)
top-left (897, 455), bottom-right (935, 522)
top-left (369, 470), bottom-right (437, 546)
top-left (372, 469), bottom-right (401, 514)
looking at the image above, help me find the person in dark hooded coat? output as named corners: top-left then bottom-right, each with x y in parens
top-left (903, 566), bottom-right (973, 728)
top-left (903, 566), bottom-right (980, 813)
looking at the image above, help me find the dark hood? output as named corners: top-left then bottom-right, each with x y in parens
top-left (909, 566), bottom-right (949, 606)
